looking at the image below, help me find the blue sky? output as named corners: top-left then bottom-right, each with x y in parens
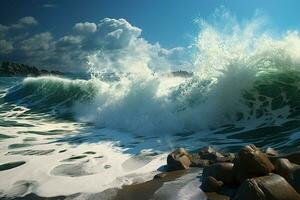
top-left (1, 0), bottom-right (300, 71)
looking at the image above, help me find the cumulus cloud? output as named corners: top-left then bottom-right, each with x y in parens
top-left (0, 16), bottom-right (38, 39)
top-left (0, 24), bottom-right (9, 33)
top-left (20, 32), bottom-right (52, 52)
top-left (11, 16), bottom-right (38, 29)
top-left (0, 40), bottom-right (13, 54)
top-left (73, 22), bottom-right (97, 33)
top-left (0, 17), bottom-right (191, 72)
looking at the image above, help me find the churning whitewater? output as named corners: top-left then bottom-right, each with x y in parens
top-left (5, 25), bottom-right (300, 134)
top-left (2, 15), bottom-right (300, 199)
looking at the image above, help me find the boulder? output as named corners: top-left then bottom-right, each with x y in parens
top-left (289, 167), bottom-right (300, 194)
top-left (190, 153), bottom-right (210, 167)
top-left (199, 146), bottom-right (225, 163)
top-left (201, 176), bottom-right (224, 192)
top-left (283, 152), bottom-right (300, 165)
top-left (235, 174), bottom-right (300, 200)
top-left (265, 147), bottom-right (279, 157)
top-left (203, 163), bottom-right (234, 184)
top-left (275, 158), bottom-right (293, 181)
top-left (167, 148), bottom-right (191, 171)
top-left (239, 145), bottom-right (275, 178)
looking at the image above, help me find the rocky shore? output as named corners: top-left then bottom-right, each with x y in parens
top-left (157, 144), bottom-right (300, 200)
top-left (0, 61), bottom-right (63, 77)
top-left (1, 144), bottom-right (300, 200)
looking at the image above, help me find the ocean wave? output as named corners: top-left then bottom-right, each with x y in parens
top-left (4, 16), bottom-right (300, 134)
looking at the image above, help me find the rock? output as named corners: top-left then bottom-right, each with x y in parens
top-left (222, 153), bottom-right (236, 163)
top-left (175, 147), bottom-right (189, 156)
top-left (289, 167), bottom-right (300, 193)
top-left (275, 158), bottom-right (293, 180)
top-left (0, 61), bottom-right (63, 77)
top-left (283, 152), bottom-right (300, 165)
top-left (236, 144), bottom-right (274, 182)
top-left (199, 146), bottom-right (226, 163)
top-left (167, 148), bottom-right (191, 171)
top-left (201, 176), bottom-right (224, 192)
top-left (190, 153), bottom-right (210, 167)
top-left (199, 146), bottom-right (216, 155)
top-left (203, 163), bottom-right (234, 184)
top-left (235, 174), bottom-right (300, 200)
top-left (265, 147), bottom-right (279, 157)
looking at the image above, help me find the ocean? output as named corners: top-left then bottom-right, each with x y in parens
top-left (2, 24), bottom-right (300, 199)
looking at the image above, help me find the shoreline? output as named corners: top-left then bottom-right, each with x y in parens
top-left (2, 144), bottom-right (300, 200)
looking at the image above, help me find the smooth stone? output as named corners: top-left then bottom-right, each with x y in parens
top-left (289, 167), bottom-right (300, 193)
top-left (235, 174), bottom-right (300, 200)
top-left (199, 146), bottom-right (225, 163)
top-left (201, 176), bottom-right (224, 192)
top-left (275, 158), bottom-right (293, 180)
top-left (190, 153), bottom-right (210, 167)
top-left (237, 144), bottom-right (274, 181)
top-left (283, 152), bottom-right (300, 165)
top-left (203, 163), bottom-right (234, 184)
top-left (167, 148), bottom-right (191, 171)
top-left (265, 147), bottom-right (279, 157)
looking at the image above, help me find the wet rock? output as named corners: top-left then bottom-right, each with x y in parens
top-left (275, 158), bottom-right (293, 180)
top-left (190, 153), bottom-right (210, 167)
top-left (235, 144), bottom-right (274, 183)
top-left (222, 153), bottom-right (236, 163)
top-left (203, 163), bottom-right (234, 184)
top-left (199, 146), bottom-right (216, 155)
top-left (235, 174), bottom-right (300, 200)
top-left (167, 148), bottom-right (191, 171)
top-left (201, 176), bottom-right (224, 192)
top-left (265, 147), bottom-right (279, 157)
top-left (283, 152), bottom-right (300, 165)
top-left (289, 167), bottom-right (300, 193)
top-left (199, 146), bottom-right (225, 163)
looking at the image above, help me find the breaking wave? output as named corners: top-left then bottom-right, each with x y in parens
top-left (4, 13), bottom-right (300, 134)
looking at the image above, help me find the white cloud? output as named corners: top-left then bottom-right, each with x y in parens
top-left (11, 16), bottom-right (38, 29)
top-left (20, 32), bottom-right (52, 52)
top-left (73, 22), bottom-right (97, 33)
top-left (19, 16), bottom-right (38, 26)
top-left (0, 40), bottom-right (13, 54)
top-left (0, 24), bottom-right (9, 33)
top-left (0, 18), bottom-right (191, 72)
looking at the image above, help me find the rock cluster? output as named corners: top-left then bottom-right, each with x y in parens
top-left (159, 145), bottom-right (300, 200)
top-left (0, 61), bottom-right (63, 77)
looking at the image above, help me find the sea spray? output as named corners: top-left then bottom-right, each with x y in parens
top-left (4, 13), bottom-right (300, 134)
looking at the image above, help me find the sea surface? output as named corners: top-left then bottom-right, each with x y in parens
top-left (1, 67), bottom-right (300, 199)
top-left (2, 21), bottom-right (300, 199)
